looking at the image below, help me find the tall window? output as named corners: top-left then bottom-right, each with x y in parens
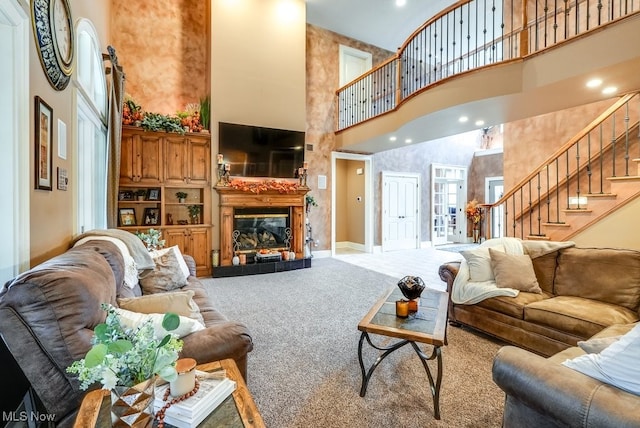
top-left (76, 20), bottom-right (107, 233)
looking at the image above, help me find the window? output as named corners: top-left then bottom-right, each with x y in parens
top-left (75, 20), bottom-right (107, 233)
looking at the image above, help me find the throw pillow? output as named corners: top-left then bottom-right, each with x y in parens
top-left (113, 306), bottom-right (205, 339)
top-left (139, 247), bottom-right (188, 294)
top-left (150, 246), bottom-right (190, 280)
top-left (489, 248), bottom-right (542, 293)
top-left (577, 335), bottom-right (622, 354)
top-left (563, 323), bottom-right (640, 395)
top-left (117, 290), bottom-right (205, 325)
top-left (461, 246), bottom-right (504, 282)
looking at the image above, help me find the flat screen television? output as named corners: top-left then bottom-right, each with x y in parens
top-left (218, 122), bottom-right (305, 178)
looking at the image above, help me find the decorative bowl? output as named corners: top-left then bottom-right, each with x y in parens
top-left (397, 276), bottom-right (426, 300)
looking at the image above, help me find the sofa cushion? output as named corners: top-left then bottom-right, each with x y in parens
top-left (489, 249), bottom-right (542, 293)
top-left (562, 323), bottom-right (640, 395)
top-left (477, 291), bottom-right (552, 319)
top-left (525, 296), bottom-right (640, 338)
top-left (577, 335), bottom-right (621, 354)
top-left (530, 251), bottom-right (557, 294)
top-left (460, 246), bottom-right (504, 282)
top-left (113, 306), bottom-right (205, 338)
top-left (139, 247), bottom-right (188, 294)
top-left (117, 289), bottom-right (205, 325)
top-left (554, 247), bottom-right (640, 312)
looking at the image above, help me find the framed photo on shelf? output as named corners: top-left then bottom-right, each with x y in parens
top-left (146, 188), bottom-right (160, 201)
top-left (118, 208), bottom-right (137, 226)
top-left (118, 190), bottom-right (134, 201)
top-left (143, 208), bottom-right (160, 226)
top-left (34, 96), bottom-right (53, 191)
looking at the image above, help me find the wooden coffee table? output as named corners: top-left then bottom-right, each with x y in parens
top-left (357, 287), bottom-right (448, 419)
top-left (73, 358), bottom-right (265, 428)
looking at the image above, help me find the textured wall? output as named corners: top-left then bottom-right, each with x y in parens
top-left (111, 0), bottom-right (209, 114)
top-left (305, 24), bottom-right (393, 251)
top-left (468, 152), bottom-right (504, 203)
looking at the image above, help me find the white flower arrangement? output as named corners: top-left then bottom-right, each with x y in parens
top-left (67, 304), bottom-right (183, 390)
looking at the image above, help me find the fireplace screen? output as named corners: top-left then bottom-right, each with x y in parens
top-left (233, 207), bottom-right (291, 252)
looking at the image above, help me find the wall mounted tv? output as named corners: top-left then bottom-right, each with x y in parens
top-left (218, 122), bottom-right (305, 178)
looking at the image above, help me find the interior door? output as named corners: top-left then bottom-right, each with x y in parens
top-left (432, 165), bottom-right (467, 245)
top-left (382, 173), bottom-right (419, 251)
top-left (339, 45), bottom-right (372, 86)
top-left (487, 178), bottom-right (504, 238)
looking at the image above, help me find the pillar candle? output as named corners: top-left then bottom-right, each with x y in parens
top-left (396, 300), bottom-right (409, 318)
top-left (217, 154), bottom-right (224, 164)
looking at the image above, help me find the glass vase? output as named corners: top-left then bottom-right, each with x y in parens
top-left (110, 378), bottom-right (155, 428)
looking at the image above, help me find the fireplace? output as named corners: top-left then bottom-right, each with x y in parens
top-left (215, 185), bottom-right (308, 266)
top-left (233, 207), bottom-right (291, 253)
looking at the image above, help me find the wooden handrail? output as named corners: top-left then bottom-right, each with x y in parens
top-left (491, 92), bottom-right (638, 207)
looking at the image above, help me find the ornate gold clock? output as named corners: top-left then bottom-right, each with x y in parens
top-left (32, 0), bottom-right (75, 91)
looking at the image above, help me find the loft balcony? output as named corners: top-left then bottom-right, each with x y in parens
top-left (335, 0), bottom-right (640, 153)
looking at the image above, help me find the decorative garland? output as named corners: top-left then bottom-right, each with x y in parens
top-left (156, 379), bottom-right (200, 428)
top-left (227, 179), bottom-right (301, 194)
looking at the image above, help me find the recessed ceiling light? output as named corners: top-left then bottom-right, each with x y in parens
top-left (389, 136), bottom-right (397, 141)
top-left (586, 78), bottom-right (602, 88)
top-left (459, 116), bottom-right (468, 123)
top-left (602, 86), bottom-right (617, 95)
top-left (396, 0), bottom-right (407, 6)
top-left (404, 138), bottom-right (412, 144)
top-left (475, 120), bottom-right (485, 126)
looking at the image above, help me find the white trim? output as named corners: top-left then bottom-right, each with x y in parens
top-left (0, 0), bottom-right (30, 277)
top-left (335, 241), bottom-right (366, 252)
top-left (331, 152), bottom-right (374, 257)
top-left (312, 250), bottom-right (332, 259)
top-left (474, 147), bottom-right (504, 156)
top-left (381, 171), bottom-right (421, 252)
top-left (339, 44), bottom-right (372, 87)
top-left (484, 176), bottom-right (504, 201)
top-left (431, 164), bottom-right (468, 245)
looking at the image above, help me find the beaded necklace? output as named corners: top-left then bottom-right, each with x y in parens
top-left (156, 379), bottom-right (200, 428)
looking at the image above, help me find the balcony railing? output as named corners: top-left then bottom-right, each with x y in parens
top-left (336, 0), bottom-right (640, 131)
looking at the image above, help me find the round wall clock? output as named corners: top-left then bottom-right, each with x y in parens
top-left (32, 0), bottom-right (75, 91)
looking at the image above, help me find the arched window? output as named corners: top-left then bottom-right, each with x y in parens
top-left (75, 19), bottom-right (108, 233)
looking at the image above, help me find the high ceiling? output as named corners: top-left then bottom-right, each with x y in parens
top-left (305, 0), bottom-right (457, 51)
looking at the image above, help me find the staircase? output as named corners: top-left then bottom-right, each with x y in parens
top-left (487, 92), bottom-right (640, 241)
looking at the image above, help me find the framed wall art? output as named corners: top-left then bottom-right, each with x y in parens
top-left (146, 188), bottom-right (160, 201)
top-left (35, 96), bottom-right (53, 191)
top-left (143, 208), bottom-right (160, 226)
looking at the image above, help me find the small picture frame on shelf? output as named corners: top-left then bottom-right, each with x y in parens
top-left (118, 208), bottom-right (136, 226)
top-left (143, 208), bottom-right (160, 226)
top-left (118, 190), bottom-right (134, 201)
top-left (146, 188), bottom-right (160, 201)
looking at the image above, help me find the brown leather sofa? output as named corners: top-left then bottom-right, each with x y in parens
top-left (439, 243), bottom-right (640, 356)
top-left (0, 240), bottom-right (253, 427)
top-left (492, 322), bottom-right (640, 427)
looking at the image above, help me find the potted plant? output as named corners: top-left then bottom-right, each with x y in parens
top-left (67, 305), bottom-right (182, 425)
top-left (187, 205), bottom-right (202, 224)
top-left (199, 95), bottom-right (210, 133)
top-left (135, 228), bottom-right (166, 251)
top-left (465, 199), bottom-right (483, 243)
top-left (175, 191), bottom-right (188, 203)
top-left (305, 194), bottom-right (318, 213)
top-left (136, 189), bottom-right (147, 201)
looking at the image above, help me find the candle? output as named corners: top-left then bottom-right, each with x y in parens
top-left (170, 358), bottom-right (196, 397)
top-left (239, 254), bottom-right (246, 265)
top-left (298, 167), bottom-right (304, 176)
top-left (408, 299), bottom-right (419, 313)
top-left (224, 163), bottom-right (230, 171)
top-left (303, 161), bottom-right (308, 169)
top-left (395, 300), bottom-right (409, 318)
top-left (217, 154), bottom-right (224, 164)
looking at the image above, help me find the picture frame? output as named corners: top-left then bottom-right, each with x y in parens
top-left (34, 96), bottom-right (53, 191)
top-left (143, 208), bottom-right (160, 226)
top-left (118, 190), bottom-right (134, 201)
top-left (146, 188), bottom-right (160, 201)
top-left (118, 208), bottom-right (137, 226)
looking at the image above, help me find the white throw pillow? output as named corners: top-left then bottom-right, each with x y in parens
top-left (562, 323), bottom-right (640, 395)
top-left (113, 306), bottom-right (205, 339)
top-left (150, 246), bottom-right (190, 281)
top-left (460, 245), bottom-right (505, 282)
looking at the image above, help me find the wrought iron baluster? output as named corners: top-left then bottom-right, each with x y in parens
top-left (536, 172), bottom-right (542, 234)
top-left (624, 100), bottom-right (630, 176)
top-left (612, 113), bottom-right (617, 177)
top-left (587, 133), bottom-right (593, 194)
top-left (555, 158), bottom-right (560, 221)
top-left (565, 151), bottom-right (571, 209)
top-left (576, 142), bottom-right (581, 209)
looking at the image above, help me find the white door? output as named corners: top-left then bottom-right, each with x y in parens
top-left (382, 172), bottom-right (420, 251)
top-left (486, 177), bottom-right (504, 238)
top-left (339, 45), bottom-right (372, 86)
top-left (432, 165), bottom-right (467, 245)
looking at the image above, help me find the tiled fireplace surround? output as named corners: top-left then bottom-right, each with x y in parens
top-left (215, 186), bottom-right (309, 266)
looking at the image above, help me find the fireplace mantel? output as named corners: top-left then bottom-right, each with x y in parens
top-left (215, 186), bottom-right (309, 266)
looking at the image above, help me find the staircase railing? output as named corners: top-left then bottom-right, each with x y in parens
top-left (485, 91), bottom-right (639, 240)
top-left (336, 0), bottom-right (640, 131)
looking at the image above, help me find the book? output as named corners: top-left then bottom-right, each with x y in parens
top-left (154, 371), bottom-right (236, 428)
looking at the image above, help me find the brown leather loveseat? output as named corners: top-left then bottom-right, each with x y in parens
top-left (0, 239), bottom-right (253, 427)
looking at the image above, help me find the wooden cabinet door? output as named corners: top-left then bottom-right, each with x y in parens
top-left (189, 227), bottom-right (210, 276)
top-left (120, 131), bottom-right (138, 183)
top-left (138, 134), bottom-right (163, 183)
top-left (187, 138), bottom-right (210, 185)
top-left (164, 228), bottom-right (189, 255)
top-left (164, 136), bottom-right (188, 184)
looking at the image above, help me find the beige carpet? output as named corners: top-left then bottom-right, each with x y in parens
top-left (203, 258), bottom-right (506, 427)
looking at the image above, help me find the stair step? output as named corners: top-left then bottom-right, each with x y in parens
top-left (526, 235), bottom-right (550, 241)
top-left (562, 209), bottom-right (593, 213)
top-left (584, 193), bottom-right (616, 198)
top-left (607, 175), bottom-right (640, 182)
top-left (542, 222), bottom-right (571, 227)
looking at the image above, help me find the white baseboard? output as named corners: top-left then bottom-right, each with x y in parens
top-left (312, 250), bottom-right (331, 258)
top-left (336, 241), bottom-right (365, 251)
top-left (373, 245), bottom-right (383, 254)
